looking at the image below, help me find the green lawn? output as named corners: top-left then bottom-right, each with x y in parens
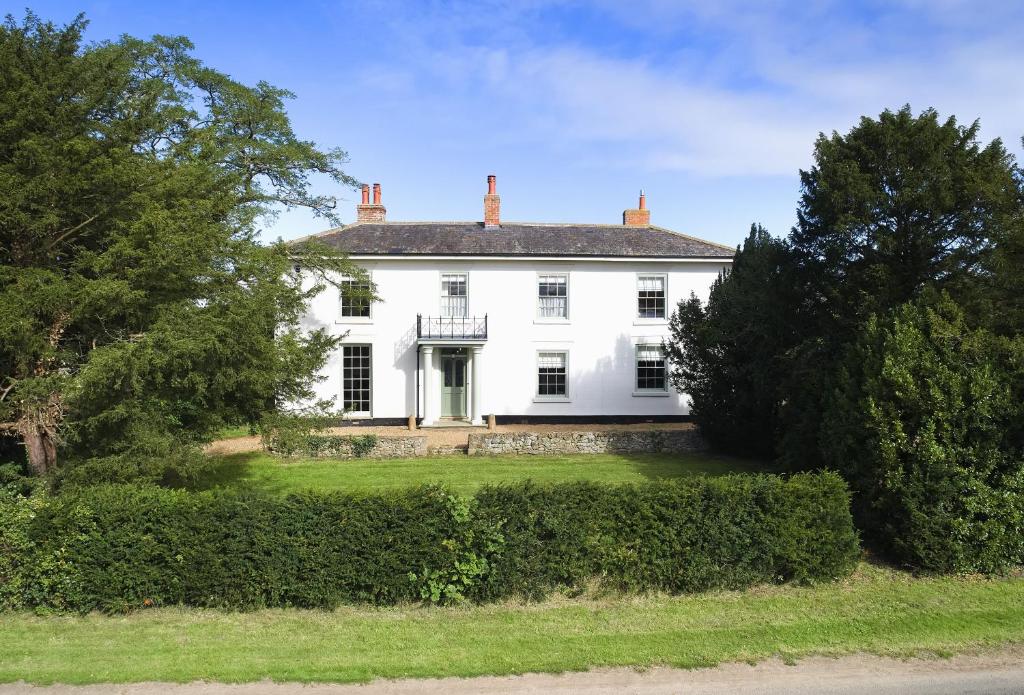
top-left (195, 451), bottom-right (767, 495)
top-left (1, 565), bottom-right (1021, 684)
top-left (212, 425), bottom-right (255, 440)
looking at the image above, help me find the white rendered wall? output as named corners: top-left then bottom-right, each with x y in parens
top-left (300, 258), bottom-right (729, 420)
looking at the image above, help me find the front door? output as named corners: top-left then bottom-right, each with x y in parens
top-left (441, 353), bottom-right (467, 418)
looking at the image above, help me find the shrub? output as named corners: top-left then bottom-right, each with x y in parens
top-left (821, 295), bottom-right (1024, 572)
top-left (0, 473), bottom-right (859, 612)
top-left (665, 224), bottom-right (798, 459)
top-left (259, 412), bottom-right (379, 458)
top-left (0, 492), bottom-right (90, 611)
top-left (474, 472), bottom-right (858, 599)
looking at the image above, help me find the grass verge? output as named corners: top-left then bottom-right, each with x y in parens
top-left (1, 564), bottom-right (1021, 684)
top-left (193, 451), bottom-right (767, 495)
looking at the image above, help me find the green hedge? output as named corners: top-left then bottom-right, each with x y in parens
top-left (1, 473), bottom-right (859, 612)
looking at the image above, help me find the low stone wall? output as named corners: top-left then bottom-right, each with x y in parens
top-left (467, 429), bottom-right (708, 456)
top-left (427, 444), bottom-right (470, 457)
top-left (271, 435), bottom-right (428, 459)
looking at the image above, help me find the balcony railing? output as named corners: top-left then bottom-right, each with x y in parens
top-left (417, 314), bottom-right (488, 340)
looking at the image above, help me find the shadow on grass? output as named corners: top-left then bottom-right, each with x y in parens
top-left (192, 450), bottom-right (774, 497)
top-left (615, 451), bottom-right (777, 480)
top-left (191, 452), bottom-right (268, 492)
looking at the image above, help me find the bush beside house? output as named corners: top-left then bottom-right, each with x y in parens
top-left (0, 472), bottom-right (858, 612)
top-left (821, 297), bottom-right (1024, 573)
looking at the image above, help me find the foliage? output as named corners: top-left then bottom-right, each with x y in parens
top-left (51, 446), bottom-right (211, 491)
top-left (780, 106), bottom-right (1024, 466)
top-left (258, 411), bottom-right (336, 456)
top-left (349, 435), bottom-right (379, 458)
top-left (474, 472), bottom-right (857, 600)
top-left (0, 473), bottom-right (858, 612)
top-left (0, 492), bottom-right (88, 611)
top-left (0, 12), bottom-right (371, 475)
top-left (665, 225), bottom-right (797, 457)
top-left (791, 105), bottom-right (1021, 340)
top-left (821, 295), bottom-right (1024, 572)
top-left (258, 412), bottom-right (380, 458)
top-left (661, 106), bottom-right (1024, 572)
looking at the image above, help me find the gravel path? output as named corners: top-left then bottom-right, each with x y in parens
top-left (3, 649), bottom-right (1023, 694)
top-left (206, 422), bottom-right (698, 455)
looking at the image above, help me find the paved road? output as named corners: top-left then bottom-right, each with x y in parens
top-left (3, 650), bottom-right (1023, 694)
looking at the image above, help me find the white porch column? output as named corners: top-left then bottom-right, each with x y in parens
top-left (470, 345), bottom-right (484, 425)
top-left (421, 346), bottom-right (435, 426)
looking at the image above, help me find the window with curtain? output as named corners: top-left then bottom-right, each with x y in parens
top-left (537, 274), bottom-right (568, 318)
top-left (441, 273), bottom-right (467, 317)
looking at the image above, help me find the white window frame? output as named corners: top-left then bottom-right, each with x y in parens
top-left (535, 272), bottom-right (570, 322)
top-left (633, 343), bottom-right (670, 396)
top-left (635, 273), bottom-right (668, 323)
top-left (337, 272), bottom-right (373, 324)
top-left (440, 272), bottom-right (469, 318)
top-left (341, 344), bottom-right (373, 417)
top-left (534, 349), bottom-right (571, 402)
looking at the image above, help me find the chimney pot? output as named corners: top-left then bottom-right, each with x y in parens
top-left (623, 189), bottom-right (651, 227)
top-left (484, 174), bottom-right (500, 228)
top-left (356, 181), bottom-right (386, 223)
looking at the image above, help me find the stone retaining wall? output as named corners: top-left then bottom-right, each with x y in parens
top-left (467, 429), bottom-right (708, 456)
top-left (272, 435), bottom-right (428, 459)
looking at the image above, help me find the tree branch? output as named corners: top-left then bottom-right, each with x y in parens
top-left (48, 214), bottom-right (99, 249)
top-left (0, 379), bottom-right (16, 402)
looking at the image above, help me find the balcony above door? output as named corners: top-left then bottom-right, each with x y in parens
top-left (416, 314), bottom-right (488, 344)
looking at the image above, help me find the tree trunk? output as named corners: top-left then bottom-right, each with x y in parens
top-left (20, 420), bottom-right (58, 476)
top-left (14, 393), bottom-right (63, 476)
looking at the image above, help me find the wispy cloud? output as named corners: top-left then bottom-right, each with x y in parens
top-left (343, 0), bottom-right (1024, 177)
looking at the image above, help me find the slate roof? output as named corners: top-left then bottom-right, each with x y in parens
top-left (295, 222), bottom-right (734, 259)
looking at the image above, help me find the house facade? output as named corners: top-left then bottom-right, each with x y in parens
top-left (298, 176), bottom-right (733, 425)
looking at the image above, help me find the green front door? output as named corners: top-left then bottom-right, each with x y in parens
top-left (441, 352), bottom-right (467, 418)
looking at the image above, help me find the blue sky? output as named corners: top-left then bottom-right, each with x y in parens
top-left (22, 0), bottom-right (1024, 247)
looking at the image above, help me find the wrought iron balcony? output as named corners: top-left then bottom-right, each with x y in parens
top-left (417, 314), bottom-right (488, 340)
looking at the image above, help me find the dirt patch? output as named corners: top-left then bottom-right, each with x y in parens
top-left (3, 647), bottom-right (1023, 694)
top-left (205, 422), bottom-right (698, 456)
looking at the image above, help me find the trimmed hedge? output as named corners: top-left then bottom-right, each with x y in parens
top-left (1, 472), bottom-right (859, 612)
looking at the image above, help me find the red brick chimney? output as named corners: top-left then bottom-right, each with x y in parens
top-left (623, 189), bottom-right (650, 226)
top-left (356, 182), bottom-right (386, 223)
top-left (483, 174), bottom-right (500, 228)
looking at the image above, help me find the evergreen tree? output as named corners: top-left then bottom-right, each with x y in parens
top-left (0, 13), bottom-right (367, 476)
top-left (820, 295), bottom-right (1024, 572)
top-left (781, 106), bottom-right (1024, 466)
top-left (791, 105), bottom-right (1019, 339)
top-left (665, 225), bottom-right (796, 458)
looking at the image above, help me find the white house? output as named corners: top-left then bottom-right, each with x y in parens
top-left (297, 176), bottom-right (733, 426)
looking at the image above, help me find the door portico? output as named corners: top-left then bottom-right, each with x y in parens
top-left (419, 342), bottom-right (485, 426)
top-left (417, 313), bottom-right (486, 427)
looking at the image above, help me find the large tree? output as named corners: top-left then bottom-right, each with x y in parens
top-left (0, 13), bottom-right (365, 475)
top-left (791, 106), bottom-right (1020, 339)
top-left (665, 225), bottom-right (796, 458)
top-left (780, 106), bottom-right (1024, 466)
